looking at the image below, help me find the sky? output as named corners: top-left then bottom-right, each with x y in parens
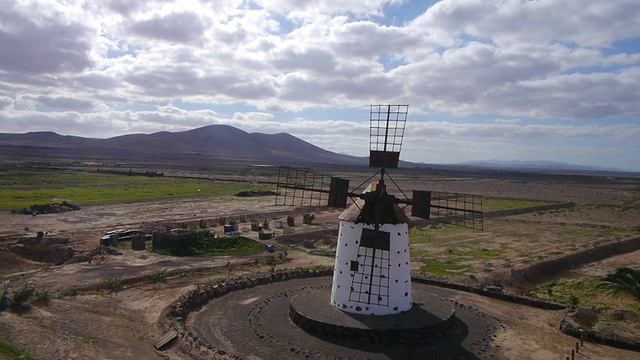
top-left (0, 0), bottom-right (639, 171)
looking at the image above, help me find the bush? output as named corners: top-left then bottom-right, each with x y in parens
top-left (148, 269), bottom-right (167, 284)
top-left (34, 288), bottom-right (51, 306)
top-left (10, 283), bottom-right (35, 307)
top-left (569, 294), bottom-right (580, 308)
top-left (153, 235), bottom-right (263, 257)
top-left (0, 286), bottom-right (9, 311)
top-left (101, 277), bottom-right (123, 293)
top-left (58, 286), bottom-right (80, 298)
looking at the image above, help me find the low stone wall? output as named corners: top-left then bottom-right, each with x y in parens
top-left (274, 229), bottom-right (338, 246)
top-left (509, 236), bottom-right (640, 286)
top-left (161, 268), bottom-right (571, 358)
top-left (161, 267), bottom-right (333, 359)
top-left (411, 273), bottom-right (566, 311)
top-left (560, 310), bottom-right (640, 351)
top-left (10, 236), bottom-right (75, 265)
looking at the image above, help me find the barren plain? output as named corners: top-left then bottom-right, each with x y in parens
top-left (0, 166), bottom-right (639, 359)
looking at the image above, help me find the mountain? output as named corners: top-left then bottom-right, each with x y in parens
top-left (0, 125), bottom-right (366, 167)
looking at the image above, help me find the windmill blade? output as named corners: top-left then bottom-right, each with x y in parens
top-left (369, 105), bottom-right (408, 169)
top-left (274, 166), bottom-right (350, 208)
top-left (411, 190), bottom-right (484, 230)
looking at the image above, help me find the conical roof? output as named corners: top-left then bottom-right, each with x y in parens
top-left (338, 181), bottom-right (409, 225)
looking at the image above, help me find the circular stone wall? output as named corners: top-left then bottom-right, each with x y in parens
top-left (187, 276), bottom-right (504, 359)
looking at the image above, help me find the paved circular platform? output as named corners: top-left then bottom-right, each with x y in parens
top-left (289, 285), bottom-right (455, 344)
top-left (189, 277), bottom-right (504, 359)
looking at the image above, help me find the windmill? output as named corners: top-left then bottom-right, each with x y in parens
top-left (275, 105), bottom-right (483, 316)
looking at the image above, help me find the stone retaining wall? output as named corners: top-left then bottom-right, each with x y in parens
top-left (560, 311), bottom-right (640, 352)
top-left (509, 236), bottom-right (640, 286)
top-left (161, 268), bottom-right (570, 358)
top-left (161, 267), bottom-right (333, 359)
top-left (411, 273), bottom-right (567, 311)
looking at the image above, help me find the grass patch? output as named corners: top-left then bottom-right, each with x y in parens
top-left (482, 199), bottom-right (551, 211)
top-left (33, 288), bottom-right (51, 306)
top-left (153, 235), bottom-right (264, 257)
top-left (101, 277), bottom-right (123, 293)
top-left (532, 278), bottom-right (609, 307)
top-left (419, 258), bottom-right (474, 276)
top-left (448, 248), bottom-right (505, 259)
top-left (155, 350), bottom-right (171, 359)
top-left (409, 227), bottom-right (474, 244)
top-left (9, 283), bottom-right (35, 308)
top-left (172, 268), bottom-right (223, 279)
top-left (0, 340), bottom-right (35, 360)
top-left (58, 286), bottom-right (80, 298)
top-left (148, 269), bottom-right (167, 284)
top-left (0, 168), bottom-right (272, 210)
top-left (66, 334), bottom-right (98, 346)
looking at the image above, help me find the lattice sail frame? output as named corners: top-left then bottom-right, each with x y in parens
top-left (274, 166), bottom-right (332, 207)
top-left (412, 190), bottom-right (483, 230)
top-left (369, 105), bottom-right (408, 169)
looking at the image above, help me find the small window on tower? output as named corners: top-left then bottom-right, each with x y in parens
top-left (350, 260), bottom-right (359, 272)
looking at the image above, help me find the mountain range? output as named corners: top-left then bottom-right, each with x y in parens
top-left (0, 125), bottom-right (365, 167)
top-left (0, 125), bottom-right (629, 173)
top-left (460, 160), bottom-right (623, 173)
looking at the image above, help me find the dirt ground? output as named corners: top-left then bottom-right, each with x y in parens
top-left (1, 174), bottom-right (640, 359)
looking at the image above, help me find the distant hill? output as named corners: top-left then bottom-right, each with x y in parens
top-left (0, 125), bottom-right (366, 167)
top-left (0, 127), bottom-right (630, 174)
top-left (459, 160), bottom-right (622, 172)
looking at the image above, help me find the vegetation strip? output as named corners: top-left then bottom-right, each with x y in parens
top-left (484, 202), bottom-right (576, 218)
top-left (0, 168), bottom-right (271, 210)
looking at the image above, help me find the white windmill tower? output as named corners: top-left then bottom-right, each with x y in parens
top-left (275, 104), bottom-right (484, 316)
top-left (330, 105), bottom-right (412, 315)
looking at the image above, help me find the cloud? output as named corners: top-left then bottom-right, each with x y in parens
top-left (106, 0), bottom-right (144, 17)
top-left (409, 121), bottom-right (640, 141)
top-left (0, 10), bottom-right (92, 75)
top-left (0, 96), bottom-right (14, 110)
top-left (127, 12), bottom-right (208, 44)
top-left (0, 0), bottom-right (639, 170)
top-left (17, 95), bottom-right (100, 111)
top-left (419, 0), bottom-right (640, 48)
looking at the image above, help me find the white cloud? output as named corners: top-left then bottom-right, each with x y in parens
top-left (0, 95), bottom-right (14, 110)
top-left (128, 12), bottom-right (209, 44)
top-left (0, 6), bottom-right (93, 75)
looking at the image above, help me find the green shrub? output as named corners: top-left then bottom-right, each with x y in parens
top-left (0, 286), bottom-right (9, 311)
top-left (569, 294), bottom-right (580, 308)
top-left (101, 277), bottom-right (123, 293)
top-left (148, 269), bottom-right (167, 284)
top-left (58, 286), bottom-right (80, 298)
top-left (34, 288), bottom-right (51, 306)
top-left (153, 235), bottom-right (263, 257)
top-left (10, 283), bottom-right (35, 307)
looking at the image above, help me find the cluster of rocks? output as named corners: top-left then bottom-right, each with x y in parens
top-left (234, 190), bottom-right (278, 197)
top-left (560, 308), bottom-right (640, 351)
top-left (9, 232), bottom-right (75, 265)
top-left (11, 201), bottom-right (80, 215)
top-left (162, 267), bottom-right (333, 358)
